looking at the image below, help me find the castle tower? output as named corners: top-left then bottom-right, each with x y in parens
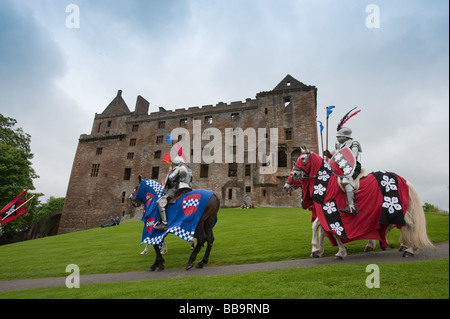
top-left (58, 75), bottom-right (318, 234)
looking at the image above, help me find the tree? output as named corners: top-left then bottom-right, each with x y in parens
top-left (0, 114), bottom-right (40, 236)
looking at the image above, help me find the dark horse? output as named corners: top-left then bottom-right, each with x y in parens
top-left (130, 176), bottom-right (220, 271)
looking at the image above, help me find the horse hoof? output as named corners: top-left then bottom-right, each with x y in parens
top-left (398, 245), bottom-right (407, 252)
top-left (148, 265), bottom-right (156, 272)
top-left (364, 247), bottom-right (374, 252)
top-left (334, 256), bottom-right (343, 260)
top-left (157, 266), bottom-right (165, 271)
top-left (196, 263), bottom-right (204, 269)
top-left (186, 263), bottom-right (194, 270)
top-left (310, 251), bottom-right (321, 258)
top-left (403, 251), bottom-right (414, 258)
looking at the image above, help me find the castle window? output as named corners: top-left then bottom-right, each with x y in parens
top-left (228, 189), bottom-right (233, 200)
top-left (245, 164), bottom-right (251, 176)
top-left (123, 168), bottom-right (132, 180)
top-left (151, 167), bottom-right (159, 179)
top-left (284, 97), bottom-right (291, 107)
top-left (121, 192), bottom-right (126, 203)
top-left (263, 189), bottom-right (267, 197)
top-left (158, 121), bottom-right (166, 129)
top-left (132, 124), bottom-right (139, 132)
top-left (127, 152), bottom-right (134, 160)
top-left (129, 138), bottom-right (136, 146)
top-left (278, 150), bottom-right (287, 167)
top-left (154, 150), bottom-right (161, 159)
top-left (96, 147), bottom-right (103, 155)
top-left (286, 81), bottom-right (291, 87)
top-left (97, 122), bottom-right (102, 132)
top-left (231, 113), bottom-right (240, 121)
top-left (180, 118), bottom-right (188, 126)
top-left (200, 164), bottom-right (209, 178)
top-left (245, 186), bottom-right (251, 192)
top-left (228, 163), bottom-right (237, 177)
top-left (204, 116), bottom-right (213, 124)
top-left (265, 108), bottom-right (268, 115)
top-left (156, 135), bottom-right (164, 144)
top-left (90, 164), bottom-right (100, 177)
top-left (285, 128), bottom-right (292, 140)
top-left (107, 121), bottom-right (112, 127)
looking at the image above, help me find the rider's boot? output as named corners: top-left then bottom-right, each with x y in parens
top-left (154, 201), bottom-right (168, 230)
top-left (339, 185), bottom-right (359, 216)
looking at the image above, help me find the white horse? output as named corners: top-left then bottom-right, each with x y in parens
top-left (286, 149), bottom-right (434, 260)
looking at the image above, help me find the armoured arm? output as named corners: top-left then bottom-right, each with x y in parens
top-left (350, 140), bottom-right (361, 158)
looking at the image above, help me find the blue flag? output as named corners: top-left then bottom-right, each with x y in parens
top-left (317, 121), bottom-right (324, 134)
top-left (326, 105), bottom-right (336, 118)
top-left (165, 134), bottom-right (173, 143)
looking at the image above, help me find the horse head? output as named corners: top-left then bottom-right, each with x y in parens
top-left (284, 146), bottom-right (312, 192)
top-left (129, 175), bottom-right (144, 207)
top-left (290, 145), bottom-right (312, 180)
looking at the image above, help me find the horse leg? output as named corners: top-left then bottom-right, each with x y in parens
top-left (333, 235), bottom-right (348, 260)
top-left (311, 218), bottom-right (324, 258)
top-left (140, 244), bottom-right (149, 255)
top-left (186, 240), bottom-right (203, 270)
top-left (161, 241), bottom-right (168, 255)
top-left (148, 244), bottom-right (165, 271)
top-left (196, 228), bottom-right (214, 269)
top-left (364, 240), bottom-right (376, 252)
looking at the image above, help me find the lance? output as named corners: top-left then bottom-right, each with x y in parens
top-left (325, 105), bottom-right (335, 152)
top-left (317, 120), bottom-right (324, 157)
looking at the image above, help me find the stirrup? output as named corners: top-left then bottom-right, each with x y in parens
top-left (340, 206), bottom-right (359, 216)
top-left (154, 221), bottom-right (167, 230)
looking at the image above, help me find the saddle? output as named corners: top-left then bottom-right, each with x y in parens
top-left (166, 188), bottom-right (192, 207)
top-left (337, 168), bottom-right (368, 192)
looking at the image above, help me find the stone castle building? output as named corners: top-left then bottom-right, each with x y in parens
top-left (58, 75), bottom-right (318, 234)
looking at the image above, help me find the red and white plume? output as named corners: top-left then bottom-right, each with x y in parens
top-left (337, 107), bottom-right (361, 131)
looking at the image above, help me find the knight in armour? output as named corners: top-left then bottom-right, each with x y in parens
top-left (154, 148), bottom-right (193, 230)
top-left (325, 108), bottom-right (362, 216)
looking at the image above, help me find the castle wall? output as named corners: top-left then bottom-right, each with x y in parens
top-left (58, 75), bottom-right (318, 234)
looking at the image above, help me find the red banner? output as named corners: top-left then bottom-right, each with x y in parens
top-left (0, 190), bottom-right (28, 225)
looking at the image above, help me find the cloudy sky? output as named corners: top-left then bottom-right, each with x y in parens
top-left (1, 0), bottom-right (448, 210)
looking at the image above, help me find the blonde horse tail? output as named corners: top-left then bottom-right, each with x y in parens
top-left (402, 181), bottom-right (435, 251)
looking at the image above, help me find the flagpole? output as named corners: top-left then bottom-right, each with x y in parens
top-left (1, 194), bottom-right (35, 221)
top-left (326, 110), bottom-right (329, 152)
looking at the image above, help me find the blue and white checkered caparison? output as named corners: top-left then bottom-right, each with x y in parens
top-left (183, 198), bottom-right (199, 209)
top-left (145, 179), bottom-right (164, 198)
top-left (143, 226), bottom-right (194, 245)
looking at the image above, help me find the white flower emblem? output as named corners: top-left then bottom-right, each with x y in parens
top-left (338, 159), bottom-right (348, 168)
top-left (343, 165), bottom-right (353, 175)
top-left (382, 196), bottom-right (402, 214)
top-left (323, 202), bottom-right (337, 214)
top-left (313, 184), bottom-right (326, 196)
top-left (318, 170), bottom-right (330, 182)
top-left (330, 222), bottom-right (344, 236)
top-left (334, 153), bottom-right (343, 161)
top-left (380, 175), bottom-right (398, 192)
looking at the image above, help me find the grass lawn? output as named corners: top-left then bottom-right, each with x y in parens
top-left (0, 207), bottom-right (448, 299)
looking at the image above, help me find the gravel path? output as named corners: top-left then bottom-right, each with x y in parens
top-left (0, 243), bottom-right (447, 291)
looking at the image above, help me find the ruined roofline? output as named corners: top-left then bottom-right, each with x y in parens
top-left (95, 96), bottom-right (260, 121)
top-left (93, 74), bottom-right (315, 121)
